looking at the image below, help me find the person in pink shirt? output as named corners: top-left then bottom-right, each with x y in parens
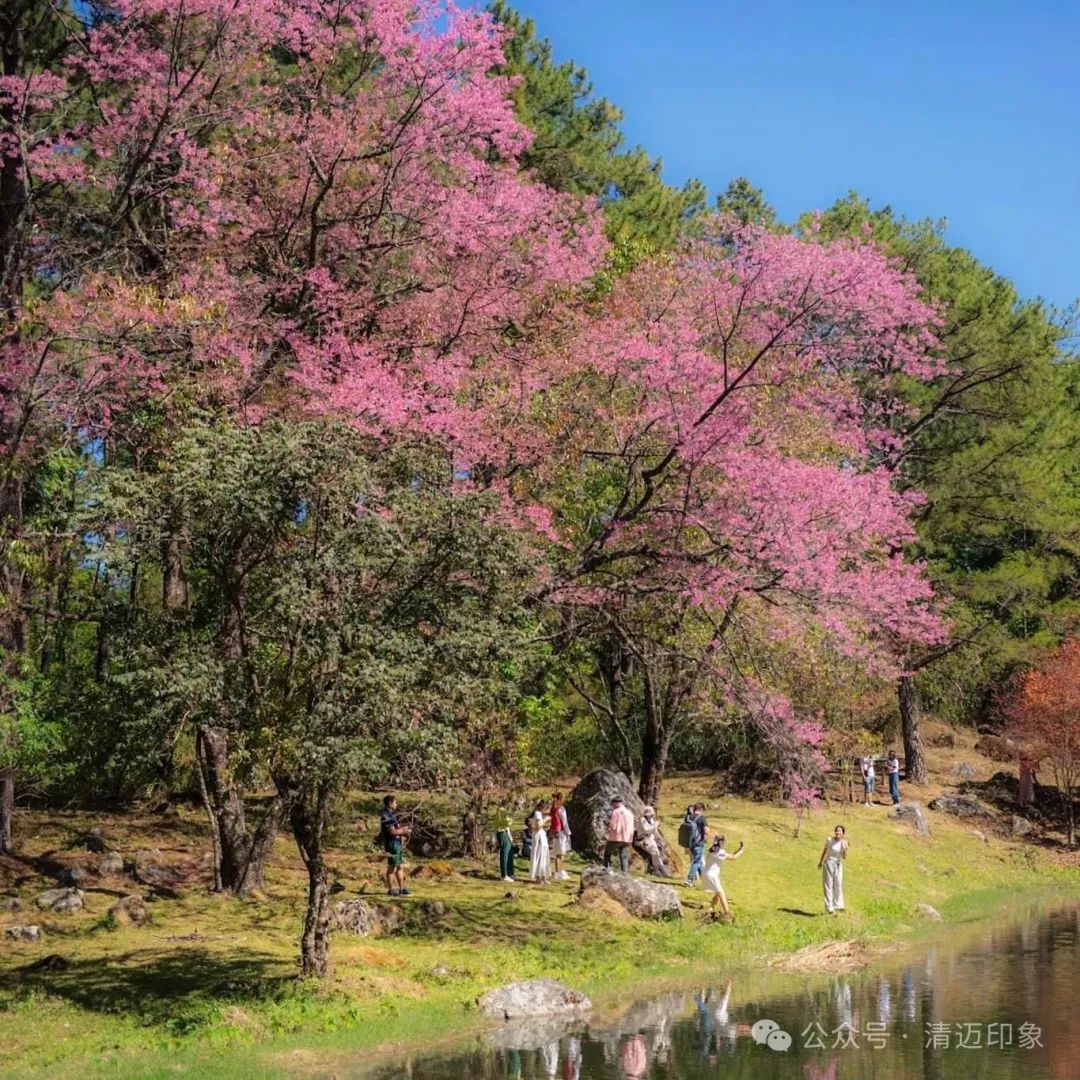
top-left (604, 795), bottom-right (635, 873)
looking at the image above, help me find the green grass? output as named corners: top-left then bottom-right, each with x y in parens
top-left (2, 771), bottom-right (1077, 1078)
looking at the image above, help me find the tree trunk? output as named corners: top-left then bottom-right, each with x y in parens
top-left (638, 713), bottom-right (675, 810)
top-left (195, 724), bottom-right (279, 895)
top-left (161, 523), bottom-right (189, 612)
top-left (0, 766), bottom-right (14, 854)
top-left (898, 674), bottom-right (928, 785)
top-left (290, 785), bottom-right (332, 979)
top-left (461, 793), bottom-right (487, 859)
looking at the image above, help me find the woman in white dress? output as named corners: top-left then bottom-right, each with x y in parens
top-left (703, 835), bottom-right (745, 916)
top-left (529, 805), bottom-right (551, 884)
top-left (818, 824), bottom-right (848, 913)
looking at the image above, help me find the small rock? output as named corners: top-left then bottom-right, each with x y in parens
top-left (81, 828), bottom-right (108, 854)
top-left (479, 978), bottom-right (592, 1021)
top-left (1010, 815), bottom-right (1035, 838)
top-left (969, 829), bottom-right (989, 843)
top-left (108, 894), bottom-right (150, 927)
top-left (5, 925), bottom-right (41, 942)
top-left (954, 762), bottom-right (975, 780)
top-left (928, 794), bottom-right (995, 821)
top-left (429, 964), bottom-right (452, 979)
top-left (21, 954), bottom-right (69, 973)
top-left (3, 896), bottom-right (22, 912)
top-left (895, 802), bottom-right (931, 836)
top-left (502, 891), bottom-right (517, 901)
top-left (97, 852), bottom-right (125, 876)
top-left (421, 900), bottom-right (446, 918)
top-left (35, 888), bottom-right (84, 913)
top-left (331, 899), bottom-right (404, 938)
top-left (915, 903), bottom-right (942, 921)
top-left (61, 864), bottom-right (90, 887)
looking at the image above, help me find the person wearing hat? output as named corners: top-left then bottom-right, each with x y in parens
top-left (604, 795), bottom-right (635, 873)
top-left (636, 804), bottom-right (665, 875)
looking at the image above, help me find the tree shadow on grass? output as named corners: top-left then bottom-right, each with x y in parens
top-left (9, 946), bottom-right (291, 1030)
top-left (778, 907), bottom-right (819, 918)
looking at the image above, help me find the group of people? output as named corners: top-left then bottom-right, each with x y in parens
top-left (860, 750), bottom-right (902, 806)
top-left (380, 789), bottom-right (850, 917)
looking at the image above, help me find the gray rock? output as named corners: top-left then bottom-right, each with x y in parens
top-left (97, 852), bottom-right (125, 876)
top-left (479, 978), bottom-right (592, 1021)
top-left (928, 794), bottom-right (995, 820)
top-left (953, 762), bottom-right (976, 781)
top-left (3, 896), bottom-right (22, 912)
top-left (108, 894), bottom-right (150, 927)
top-left (35, 887), bottom-right (84, 913)
top-left (970, 829), bottom-right (989, 843)
top-left (895, 802), bottom-right (931, 836)
top-left (80, 828), bottom-right (108, 854)
top-left (1010, 815), bottom-right (1035, 838)
top-left (915, 902), bottom-right (942, 921)
top-left (330, 899), bottom-right (404, 938)
top-left (578, 866), bottom-right (682, 920)
top-left (566, 769), bottom-right (679, 876)
top-left (5, 925), bottom-right (41, 942)
top-left (132, 855), bottom-right (185, 892)
top-left (61, 863), bottom-right (90, 887)
top-left (421, 899), bottom-right (446, 918)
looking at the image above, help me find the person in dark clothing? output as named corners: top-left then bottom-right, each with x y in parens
top-left (380, 794), bottom-right (411, 896)
top-left (684, 803), bottom-right (708, 887)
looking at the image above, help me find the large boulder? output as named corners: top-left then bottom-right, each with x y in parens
top-left (479, 978), bottom-right (592, 1021)
top-left (579, 866), bottom-right (682, 920)
top-left (928, 794), bottom-right (995, 820)
top-left (566, 769), bottom-right (680, 875)
top-left (895, 802), bottom-right (931, 836)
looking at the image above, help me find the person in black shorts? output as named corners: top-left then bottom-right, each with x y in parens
top-left (380, 794), bottom-right (411, 896)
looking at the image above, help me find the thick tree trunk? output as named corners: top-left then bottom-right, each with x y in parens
top-left (195, 724), bottom-right (279, 895)
top-left (638, 718), bottom-right (674, 810)
top-left (290, 785), bottom-right (332, 978)
top-left (898, 674), bottom-right (928, 785)
top-left (161, 524), bottom-right (189, 612)
top-left (461, 802), bottom-right (485, 860)
top-left (0, 766), bottom-right (14, 854)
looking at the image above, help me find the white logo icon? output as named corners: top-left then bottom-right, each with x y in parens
top-left (752, 1018), bottom-right (792, 1051)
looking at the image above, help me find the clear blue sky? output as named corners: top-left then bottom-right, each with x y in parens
top-left (496, 1), bottom-right (1079, 311)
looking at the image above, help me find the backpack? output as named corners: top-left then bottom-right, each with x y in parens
top-left (677, 818), bottom-right (695, 849)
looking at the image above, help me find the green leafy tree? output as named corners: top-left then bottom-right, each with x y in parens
top-left (803, 194), bottom-right (1080, 779)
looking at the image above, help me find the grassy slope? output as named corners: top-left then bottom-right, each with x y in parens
top-left (2, 726), bottom-right (1078, 1079)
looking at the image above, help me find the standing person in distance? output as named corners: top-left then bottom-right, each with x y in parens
top-left (493, 802), bottom-right (516, 883)
top-left (818, 824), bottom-right (848, 914)
top-left (860, 757), bottom-right (876, 806)
top-left (529, 801), bottom-right (551, 884)
top-left (684, 803), bottom-right (708, 887)
top-left (886, 750), bottom-right (901, 806)
top-left (604, 795), bottom-right (635, 873)
top-left (549, 791), bottom-right (572, 881)
top-left (380, 794), bottom-right (411, 897)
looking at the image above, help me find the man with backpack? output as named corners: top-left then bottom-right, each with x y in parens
top-left (682, 803), bottom-right (708, 887)
top-left (380, 794), bottom-right (411, 897)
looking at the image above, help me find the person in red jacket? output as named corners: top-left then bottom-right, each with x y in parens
top-left (549, 791), bottom-right (572, 881)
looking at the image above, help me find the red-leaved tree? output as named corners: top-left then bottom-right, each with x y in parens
top-left (1004, 638), bottom-right (1080, 844)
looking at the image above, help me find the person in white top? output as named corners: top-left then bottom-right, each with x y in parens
top-left (529, 805), bottom-right (551, 884)
top-left (702, 835), bottom-right (745, 916)
top-left (860, 757), bottom-right (876, 805)
top-left (818, 824), bottom-right (848, 914)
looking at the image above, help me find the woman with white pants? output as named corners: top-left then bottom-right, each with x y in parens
top-left (818, 825), bottom-right (848, 914)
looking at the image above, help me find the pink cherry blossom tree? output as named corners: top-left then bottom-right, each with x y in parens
top-left (540, 221), bottom-right (947, 807)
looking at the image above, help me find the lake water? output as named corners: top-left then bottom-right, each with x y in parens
top-left (358, 902), bottom-right (1080, 1080)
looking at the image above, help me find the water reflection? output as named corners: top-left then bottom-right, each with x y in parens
top-left (363, 904), bottom-right (1078, 1080)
